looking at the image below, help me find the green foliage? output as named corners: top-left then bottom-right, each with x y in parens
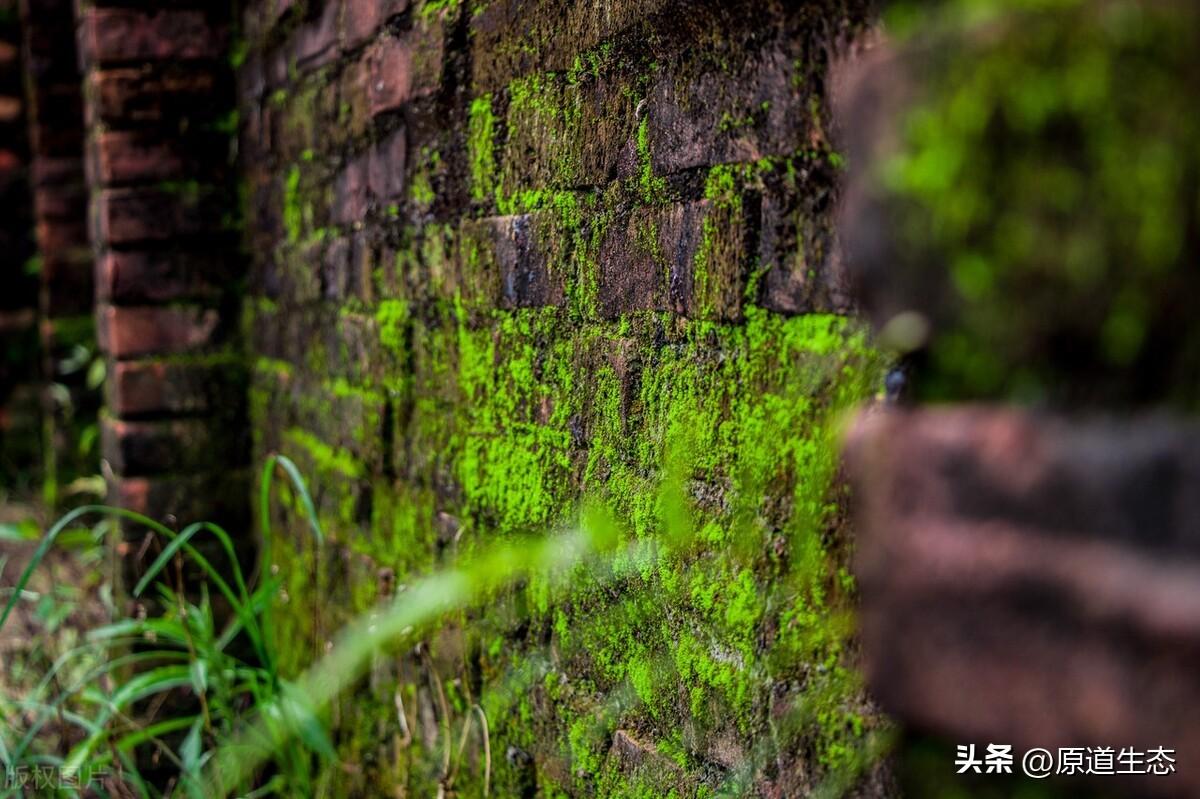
top-left (876, 0), bottom-right (1200, 406)
top-left (0, 456), bottom-right (329, 798)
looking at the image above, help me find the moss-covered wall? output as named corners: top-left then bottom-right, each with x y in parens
top-left (238, 0), bottom-right (891, 794)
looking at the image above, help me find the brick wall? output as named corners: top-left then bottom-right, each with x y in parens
top-left (18, 0), bottom-right (100, 503)
top-left (239, 0), bottom-right (888, 795)
top-left (0, 0), bottom-right (39, 492)
top-left (77, 3), bottom-right (249, 532)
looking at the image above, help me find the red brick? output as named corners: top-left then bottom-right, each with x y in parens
top-left (93, 131), bottom-right (186, 185)
top-left (367, 126), bottom-right (406, 201)
top-left (93, 187), bottom-right (222, 245)
top-left (102, 416), bottom-right (247, 476)
top-left (109, 359), bottom-right (243, 417)
top-left (338, 58), bottom-right (372, 139)
top-left (111, 472), bottom-right (251, 529)
top-left (97, 305), bottom-right (221, 359)
top-left (97, 251), bottom-right (233, 304)
top-left (334, 155), bottom-right (369, 224)
top-left (30, 155), bottom-right (83, 188)
top-left (292, 0), bottom-right (340, 71)
top-left (79, 8), bottom-right (227, 65)
top-left (367, 35), bottom-right (414, 116)
top-left (88, 67), bottom-right (221, 126)
top-left (343, 0), bottom-right (409, 51)
top-left (35, 218), bottom-right (88, 256)
top-left (34, 185), bottom-right (86, 224)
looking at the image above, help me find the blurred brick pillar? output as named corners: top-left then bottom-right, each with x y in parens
top-left (76, 3), bottom-right (249, 539)
top-left (0, 0), bottom-right (40, 494)
top-left (18, 0), bottom-right (99, 506)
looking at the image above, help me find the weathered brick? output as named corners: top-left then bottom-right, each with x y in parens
top-left (112, 472), bottom-right (251, 529)
top-left (367, 125), bottom-right (406, 201)
top-left (367, 35), bottom-right (414, 116)
top-left (97, 305), bottom-right (222, 359)
top-left (88, 67), bottom-right (223, 126)
top-left (338, 58), bottom-right (373, 140)
top-left (596, 202), bottom-right (715, 319)
top-left (34, 217), bottom-right (87, 257)
top-left (491, 214), bottom-right (562, 309)
top-left (343, 0), bottom-right (410, 51)
top-left (97, 251), bottom-right (234, 304)
top-left (757, 170), bottom-right (851, 315)
top-left (292, 0), bottom-right (340, 71)
top-left (33, 184), bottom-right (85, 223)
top-left (79, 8), bottom-right (227, 65)
top-left (109, 359), bottom-right (246, 417)
top-left (29, 153), bottom-right (84, 188)
top-left (93, 187), bottom-right (225, 244)
top-left (367, 26), bottom-right (441, 117)
top-left (92, 131), bottom-right (186, 185)
top-left (102, 416), bottom-right (248, 476)
top-left (646, 44), bottom-right (812, 175)
top-left (334, 155), bottom-right (369, 224)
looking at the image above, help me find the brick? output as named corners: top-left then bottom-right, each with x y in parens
top-left (102, 416), bottom-right (248, 476)
top-left (79, 8), bottom-right (227, 65)
top-left (334, 155), bottom-right (369, 225)
top-left (847, 407), bottom-right (1200, 557)
top-left (338, 58), bottom-right (373, 140)
top-left (343, 0), bottom-right (411, 51)
top-left (30, 154), bottom-right (83, 187)
top-left (97, 251), bottom-right (234, 304)
top-left (757, 173), bottom-right (851, 315)
top-left (646, 44), bottom-right (811, 175)
top-left (596, 202), bottom-right (712, 319)
top-left (111, 471), bottom-right (251, 530)
top-left (292, 0), bottom-right (340, 71)
top-left (97, 305), bottom-right (222, 359)
top-left (490, 214), bottom-right (562, 309)
top-left (367, 126), bottom-right (406, 201)
top-left (88, 67), bottom-right (223, 126)
top-left (93, 187), bottom-right (225, 245)
top-left (92, 131), bottom-right (186, 185)
top-left (33, 184), bottom-right (86, 223)
top-left (35, 218), bottom-right (87, 256)
top-left (367, 35), bottom-right (414, 116)
top-left (109, 359), bottom-right (246, 417)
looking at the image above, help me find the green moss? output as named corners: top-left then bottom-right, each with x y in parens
top-left (375, 298), bottom-right (410, 355)
top-left (877, 0), bottom-right (1200, 407)
top-left (636, 116), bottom-right (668, 204)
top-left (284, 165), bottom-right (304, 244)
top-left (468, 95), bottom-right (497, 203)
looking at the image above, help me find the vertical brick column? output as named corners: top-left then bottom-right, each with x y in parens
top-left (0, 0), bottom-right (40, 492)
top-left (18, 0), bottom-right (99, 505)
top-left (77, 3), bottom-right (248, 532)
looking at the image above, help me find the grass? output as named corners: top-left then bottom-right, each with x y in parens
top-left (0, 455), bottom-right (330, 798)
top-left (0, 452), bottom-right (888, 797)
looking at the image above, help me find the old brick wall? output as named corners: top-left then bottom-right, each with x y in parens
top-left (0, 0), bottom-right (39, 492)
top-left (77, 3), bottom-right (249, 531)
top-left (239, 0), bottom-right (890, 795)
top-left (18, 0), bottom-right (100, 503)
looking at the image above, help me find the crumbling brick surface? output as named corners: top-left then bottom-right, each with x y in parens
top-left (78, 0), bottom-right (247, 529)
top-left (233, 0), bottom-right (887, 795)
